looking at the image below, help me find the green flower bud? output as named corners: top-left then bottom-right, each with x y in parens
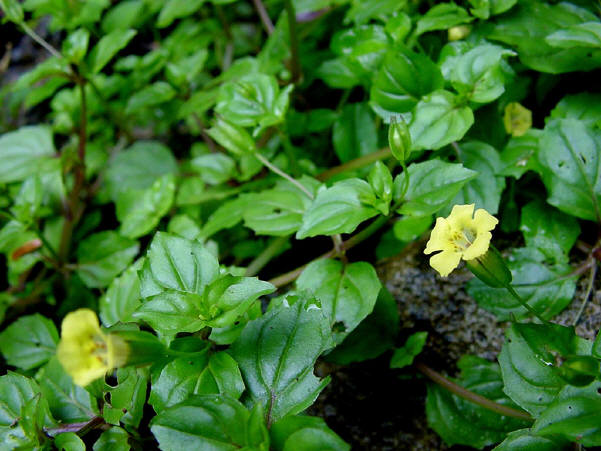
top-left (465, 245), bottom-right (512, 288)
top-left (559, 355), bottom-right (600, 387)
top-left (388, 117), bottom-right (412, 164)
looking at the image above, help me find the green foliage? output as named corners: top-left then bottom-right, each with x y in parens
top-left (426, 356), bottom-right (529, 449)
top-left (0, 0), bottom-right (599, 448)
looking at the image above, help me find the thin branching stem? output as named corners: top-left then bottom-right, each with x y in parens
top-left (317, 148), bottom-right (392, 181)
top-left (20, 23), bottom-right (63, 59)
top-left (573, 262), bottom-right (598, 326)
top-left (415, 362), bottom-right (533, 421)
top-left (254, 152), bottom-right (314, 199)
top-left (252, 0), bottom-right (275, 35)
top-left (245, 236), bottom-right (290, 277)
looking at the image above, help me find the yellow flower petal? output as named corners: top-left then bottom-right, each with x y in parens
top-left (462, 231), bottom-right (492, 260)
top-left (424, 217), bottom-right (453, 254)
top-left (429, 250), bottom-right (462, 277)
top-left (57, 309), bottom-right (112, 386)
top-left (447, 204), bottom-right (475, 230)
top-left (474, 208), bottom-right (498, 233)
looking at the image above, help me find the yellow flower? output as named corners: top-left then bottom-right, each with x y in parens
top-left (503, 102), bottom-right (532, 137)
top-left (57, 309), bottom-right (128, 386)
top-left (424, 204), bottom-right (498, 277)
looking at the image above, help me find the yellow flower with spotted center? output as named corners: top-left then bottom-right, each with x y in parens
top-left (424, 204), bottom-right (498, 277)
top-left (57, 309), bottom-right (128, 386)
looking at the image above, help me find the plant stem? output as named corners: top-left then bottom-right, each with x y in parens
top-left (20, 23), bottom-right (63, 59)
top-left (505, 284), bottom-right (548, 323)
top-left (268, 214), bottom-right (390, 287)
top-left (245, 236), bottom-right (290, 277)
top-left (254, 152), bottom-right (314, 199)
top-left (283, 0), bottom-right (302, 83)
top-left (44, 416), bottom-right (105, 437)
top-left (215, 4), bottom-right (234, 70)
top-left (252, 0), bottom-right (275, 35)
top-left (317, 148), bottom-right (392, 181)
top-left (415, 362), bottom-right (533, 421)
top-left (573, 262), bottom-right (598, 326)
top-left (58, 79), bottom-right (88, 263)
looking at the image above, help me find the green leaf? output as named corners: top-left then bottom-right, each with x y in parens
top-left (206, 117), bottom-right (256, 156)
top-left (0, 0), bottom-right (24, 22)
top-left (89, 29), bottom-right (137, 73)
top-left (116, 174), bottom-right (176, 239)
top-left (190, 153), bottom-right (236, 185)
top-left (550, 93), bottom-right (601, 126)
top-left (157, 0), bottom-right (206, 28)
top-left (493, 428), bottom-right (568, 451)
top-left (99, 259), bottom-right (143, 327)
top-left (443, 43), bottom-right (515, 104)
top-left (76, 231), bottom-right (139, 288)
top-left (498, 322), bottom-right (590, 416)
top-left (151, 395), bottom-right (269, 450)
top-left (296, 259), bottom-right (380, 344)
top-left (397, 159), bottom-right (477, 216)
top-left (199, 197), bottom-right (247, 239)
top-left (330, 25), bottom-right (389, 77)
top-left (520, 201), bottom-right (580, 264)
top-left (243, 179), bottom-right (317, 237)
top-left (216, 73), bottom-right (293, 132)
top-left (467, 247), bottom-right (576, 320)
top-left (38, 357), bottom-right (95, 422)
top-left (487, 2), bottom-right (601, 73)
top-left (500, 130), bottom-right (542, 179)
top-left (409, 90), bottom-right (474, 150)
top-left (230, 298), bottom-right (331, 423)
top-left (0, 126), bottom-right (55, 184)
top-left (0, 372), bottom-right (52, 448)
top-left (393, 214), bottom-right (432, 242)
top-left (426, 356), bottom-right (529, 448)
top-left (55, 432), bottom-right (86, 451)
top-left (537, 119), bottom-right (601, 221)
top-left (316, 58), bottom-right (362, 89)
top-left (370, 46), bottom-right (443, 116)
top-left (125, 81), bottom-right (176, 114)
top-left (150, 351), bottom-right (210, 412)
top-left (296, 179), bottom-right (379, 239)
top-left (0, 314), bottom-right (58, 370)
top-left (390, 331), bottom-right (428, 369)
top-left (150, 351), bottom-right (244, 413)
top-left (105, 141), bottom-right (178, 202)
top-left (270, 415), bottom-right (350, 451)
top-left (101, 0), bottom-right (145, 33)
top-left (199, 275), bottom-right (275, 328)
top-left (416, 3), bottom-right (473, 36)
top-left (344, 0), bottom-right (405, 26)
top-left (62, 29), bottom-right (90, 64)
top-left (133, 291), bottom-right (205, 334)
top-left (142, 232), bottom-right (219, 294)
top-left (451, 141), bottom-right (505, 214)
top-left (93, 427), bottom-right (130, 451)
top-left (546, 22), bottom-right (601, 49)
top-left (332, 103), bottom-right (377, 163)
top-left (533, 396), bottom-right (601, 447)
top-left (107, 368), bottom-right (148, 428)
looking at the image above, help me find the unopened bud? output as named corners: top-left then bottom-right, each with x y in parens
top-left (448, 25), bottom-right (471, 41)
top-left (388, 117), bottom-right (412, 164)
